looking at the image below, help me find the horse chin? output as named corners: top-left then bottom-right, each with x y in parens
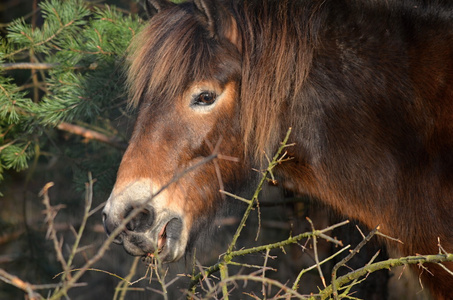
top-left (122, 239), bottom-right (150, 257)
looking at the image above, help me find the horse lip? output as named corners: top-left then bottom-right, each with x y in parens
top-left (112, 234), bottom-right (123, 245)
top-left (157, 221), bottom-right (167, 251)
top-left (122, 235), bottom-right (151, 256)
top-left (149, 217), bottom-right (184, 262)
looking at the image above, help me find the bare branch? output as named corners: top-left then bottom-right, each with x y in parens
top-left (40, 182), bottom-right (70, 276)
top-left (57, 122), bottom-right (127, 150)
top-left (1, 62), bottom-right (59, 70)
top-left (331, 225), bottom-right (380, 299)
top-left (320, 253), bottom-right (453, 300)
top-left (307, 218), bottom-right (326, 288)
top-left (0, 269), bottom-right (43, 300)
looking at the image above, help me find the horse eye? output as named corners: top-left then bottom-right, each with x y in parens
top-left (194, 92), bottom-right (217, 106)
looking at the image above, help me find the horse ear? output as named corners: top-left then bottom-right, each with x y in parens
top-left (193, 0), bottom-right (241, 51)
top-left (145, 0), bottom-right (175, 17)
top-left (193, 0), bottom-right (217, 37)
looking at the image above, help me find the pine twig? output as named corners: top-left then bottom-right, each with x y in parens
top-left (1, 62), bottom-right (54, 70)
top-left (4, 18), bottom-right (77, 60)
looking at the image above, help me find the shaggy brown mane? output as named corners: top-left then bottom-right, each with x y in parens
top-left (235, 0), bottom-right (325, 163)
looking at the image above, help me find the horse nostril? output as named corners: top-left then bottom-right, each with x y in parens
top-left (102, 212), bottom-right (111, 235)
top-left (125, 208), bottom-right (154, 233)
top-left (125, 220), bottom-right (135, 231)
top-left (103, 213), bottom-right (124, 244)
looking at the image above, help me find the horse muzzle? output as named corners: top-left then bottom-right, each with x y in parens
top-left (102, 182), bottom-right (188, 263)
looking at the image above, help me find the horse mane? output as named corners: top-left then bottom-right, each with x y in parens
top-left (235, 0), bottom-right (326, 164)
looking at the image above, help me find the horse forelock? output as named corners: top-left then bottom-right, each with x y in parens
top-left (127, 7), bottom-right (200, 109)
top-left (126, 3), bottom-right (241, 111)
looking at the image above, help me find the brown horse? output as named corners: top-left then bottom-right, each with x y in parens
top-left (102, 0), bottom-right (453, 298)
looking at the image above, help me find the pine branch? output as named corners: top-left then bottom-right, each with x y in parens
top-left (4, 0), bottom-right (90, 59)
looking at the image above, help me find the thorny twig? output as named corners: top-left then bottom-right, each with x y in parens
top-left (319, 252), bottom-right (453, 300)
top-left (330, 225), bottom-right (380, 299)
top-left (40, 182), bottom-right (70, 278)
top-left (23, 138), bottom-right (230, 299)
top-left (189, 128), bottom-right (295, 298)
top-left (113, 257), bottom-right (143, 300)
top-left (307, 218), bottom-right (326, 288)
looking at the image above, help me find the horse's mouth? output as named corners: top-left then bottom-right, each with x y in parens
top-left (141, 225), bottom-right (167, 264)
top-left (123, 217), bottom-right (183, 263)
top-left (146, 221), bottom-right (168, 258)
top-left (104, 205), bottom-right (186, 263)
top-left (157, 221), bottom-right (167, 252)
